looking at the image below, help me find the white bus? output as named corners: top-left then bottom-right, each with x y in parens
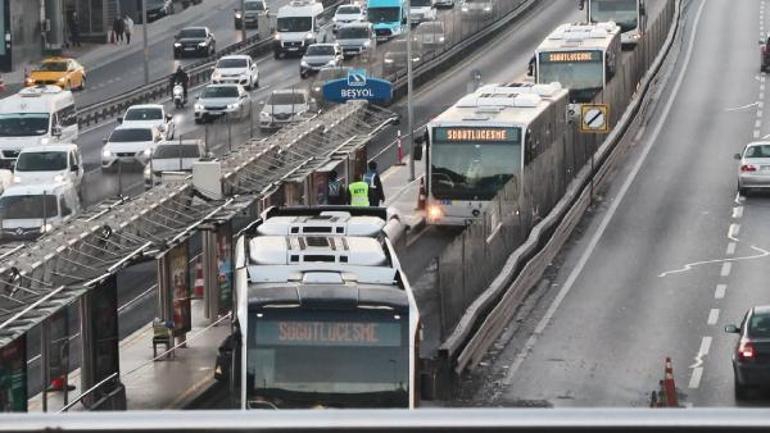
top-left (534, 22), bottom-right (621, 104)
top-left (585, 0), bottom-right (645, 48)
top-left (417, 82), bottom-right (569, 226)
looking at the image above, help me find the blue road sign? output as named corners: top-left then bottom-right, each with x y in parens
top-left (323, 70), bottom-right (393, 103)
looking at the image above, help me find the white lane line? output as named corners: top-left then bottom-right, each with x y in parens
top-left (728, 223), bottom-right (741, 241)
top-left (756, 119), bottom-right (762, 129)
top-left (690, 336), bottom-right (712, 369)
top-left (707, 309), bottom-right (720, 325)
top-left (715, 284), bottom-right (727, 299)
top-left (726, 242), bottom-right (736, 256)
top-left (720, 262), bottom-right (732, 277)
top-left (732, 206), bottom-right (744, 219)
top-left (502, 0), bottom-right (708, 386)
top-left (755, 130), bottom-right (761, 139)
top-left (758, 109), bottom-right (764, 118)
top-left (689, 367), bottom-right (704, 389)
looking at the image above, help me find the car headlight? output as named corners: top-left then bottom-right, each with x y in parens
top-left (260, 111), bottom-right (271, 119)
top-left (461, 6), bottom-right (468, 11)
top-left (333, 16), bottom-right (338, 22)
top-left (12, 176), bottom-right (21, 183)
top-left (235, 12), bottom-right (242, 18)
top-left (427, 204), bottom-right (443, 222)
top-left (313, 86), bottom-right (321, 92)
top-left (174, 42), bottom-right (182, 47)
top-left (39, 223), bottom-right (53, 234)
top-left (144, 165), bottom-right (152, 179)
top-left (325, 59), bottom-right (337, 66)
top-left (212, 72), bottom-right (221, 80)
top-left (483, 5), bottom-right (491, 11)
top-left (274, 33), bottom-right (281, 41)
top-left (39, 138), bottom-right (49, 145)
top-left (301, 60), bottom-right (309, 67)
top-left (143, 148), bottom-right (152, 157)
top-left (304, 32), bottom-right (314, 39)
top-left (53, 174), bottom-right (65, 183)
top-left (195, 103), bottom-right (204, 111)
top-left (102, 149), bottom-right (112, 158)
top-left (384, 58), bottom-right (394, 63)
top-left (24, 77), bottom-right (34, 85)
top-left (198, 41), bottom-right (207, 46)
top-left (227, 103), bottom-right (238, 110)
top-left (439, 36), bottom-right (445, 42)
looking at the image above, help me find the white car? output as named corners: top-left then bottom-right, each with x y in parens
top-left (144, 140), bottom-right (207, 189)
top-left (0, 181), bottom-right (80, 241)
top-left (409, 0), bottom-right (437, 24)
top-left (118, 104), bottom-right (175, 140)
top-left (101, 126), bottom-right (163, 171)
top-left (14, 144), bottom-right (83, 189)
top-left (194, 84), bottom-right (251, 124)
top-left (333, 4), bottom-right (366, 32)
top-left (260, 89), bottom-right (316, 131)
top-left (211, 55), bottom-right (260, 89)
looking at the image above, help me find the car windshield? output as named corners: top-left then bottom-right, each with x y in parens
top-left (744, 145), bottom-right (770, 158)
top-left (245, 1), bottom-right (265, 10)
top-left (179, 28), bottom-right (206, 38)
top-left (0, 194), bottom-right (58, 220)
top-left (217, 58), bottom-right (248, 69)
top-left (339, 26), bottom-right (369, 39)
top-left (367, 7), bottom-right (400, 23)
top-left (109, 128), bottom-right (153, 142)
top-left (306, 45), bottom-right (335, 56)
top-left (202, 86), bottom-right (239, 98)
top-left (124, 108), bottom-right (163, 121)
top-left (267, 92), bottom-right (306, 105)
top-left (153, 145), bottom-right (201, 159)
top-left (0, 113), bottom-right (49, 137)
top-left (37, 62), bottom-right (68, 72)
top-left (15, 152), bottom-right (67, 172)
top-left (277, 17), bottom-right (312, 32)
top-left (337, 5), bottom-right (361, 14)
top-left (412, 0), bottom-right (432, 7)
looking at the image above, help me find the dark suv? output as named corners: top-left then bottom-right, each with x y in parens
top-left (173, 27), bottom-right (216, 58)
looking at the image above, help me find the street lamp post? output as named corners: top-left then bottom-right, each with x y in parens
top-left (142, 0), bottom-right (149, 85)
top-left (241, 0), bottom-right (248, 42)
top-left (406, 1), bottom-right (415, 181)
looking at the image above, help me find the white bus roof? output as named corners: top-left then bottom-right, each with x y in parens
top-left (257, 211), bottom-right (386, 236)
top-left (277, 0), bottom-right (323, 17)
top-left (429, 82), bottom-right (568, 128)
top-left (537, 21), bottom-right (620, 52)
top-left (0, 86), bottom-right (74, 114)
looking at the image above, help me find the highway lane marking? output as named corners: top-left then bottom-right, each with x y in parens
top-left (502, 0), bottom-right (709, 386)
top-left (726, 242), bottom-right (736, 256)
top-left (707, 308), bottom-right (719, 326)
top-left (728, 223), bottom-right (740, 241)
top-left (657, 245), bottom-right (770, 278)
top-left (715, 284), bottom-right (727, 299)
top-left (754, 129), bottom-right (761, 139)
top-left (756, 119), bottom-right (762, 129)
top-left (720, 262), bottom-right (732, 277)
top-left (758, 110), bottom-right (764, 118)
top-left (689, 336), bottom-right (712, 369)
top-left (688, 367), bottom-right (703, 389)
top-left (732, 206), bottom-right (743, 219)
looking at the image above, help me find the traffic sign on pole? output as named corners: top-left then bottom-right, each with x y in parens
top-left (580, 104), bottom-right (610, 133)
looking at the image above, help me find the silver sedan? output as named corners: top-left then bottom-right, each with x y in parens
top-left (736, 141), bottom-right (770, 196)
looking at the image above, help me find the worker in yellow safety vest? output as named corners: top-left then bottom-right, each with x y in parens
top-left (348, 178), bottom-right (370, 207)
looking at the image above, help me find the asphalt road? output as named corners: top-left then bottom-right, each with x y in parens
top-left (468, 0), bottom-right (766, 408)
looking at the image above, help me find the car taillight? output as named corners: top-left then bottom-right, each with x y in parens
top-left (741, 164), bottom-right (758, 172)
top-left (738, 339), bottom-right (756, 361)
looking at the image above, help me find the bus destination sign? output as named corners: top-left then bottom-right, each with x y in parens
top-left (540, 51), bottom-right (602, 63)
top-left (256, 320), bottom-right (402, 347)
top-left (434, 127), bottom-right (520, 143)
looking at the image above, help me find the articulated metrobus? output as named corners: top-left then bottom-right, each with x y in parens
top-left (418, 82), bottom-right (569, 226)
top-left (534, 22), bottom-right (621, 103)
top-left (219, 207), bottom-right (421, 409)
top-left (585, 0), bottom-right (645, 48)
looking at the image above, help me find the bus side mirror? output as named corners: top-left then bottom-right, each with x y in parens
top-left (52, 125), bottom-right (62, 138)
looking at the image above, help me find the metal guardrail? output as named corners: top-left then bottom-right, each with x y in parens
top-left (75, 0), bottom-right (345, 128)
top-left (441, 0), bottom-right (682, 374)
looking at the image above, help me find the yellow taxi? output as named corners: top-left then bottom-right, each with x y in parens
top-left (24, 57), bottom-right (86, 90)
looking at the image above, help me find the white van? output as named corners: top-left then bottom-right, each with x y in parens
top-left (0, 181), bottom-right (80, 241)
top-left (0, 85), bottom-right (78, 168)
top-left (273, 0), bottom-right (325, 59)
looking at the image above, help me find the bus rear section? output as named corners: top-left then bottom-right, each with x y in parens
top-left (586, 0), bottom-right (645, 48)
top-left (224, 208), bottom-right (420, 409)
top-left (420, 83), bottom-right (569, 226)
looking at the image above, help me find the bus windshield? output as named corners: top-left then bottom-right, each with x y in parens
top-left (537, 51), bottom-right (604, 100)
top-left (247, 308), bottom-right (409, 408)
top-left (0, 113), bottom-right (49, 137)
top-left (589, 0), bottom-right (639, 32)
top-left (430, 127), bottom-right (521, 201)
top-left (368, 7), bottom-right (401, 23)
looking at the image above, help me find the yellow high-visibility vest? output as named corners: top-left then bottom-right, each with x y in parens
top-left (348, 181), bottom-right (369, 207)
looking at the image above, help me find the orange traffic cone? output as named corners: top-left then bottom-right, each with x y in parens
top-left (416, 177), bottom-right (426, 211)
top-left (663, 357), bottom-right (678, 407)
top-left (193, 258), bottom-right (204, 298)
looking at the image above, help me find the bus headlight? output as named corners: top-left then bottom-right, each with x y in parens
top-left (427, 204), bottom-right (443, 222)
top-left (39, 223), bottom-right (53, 234)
